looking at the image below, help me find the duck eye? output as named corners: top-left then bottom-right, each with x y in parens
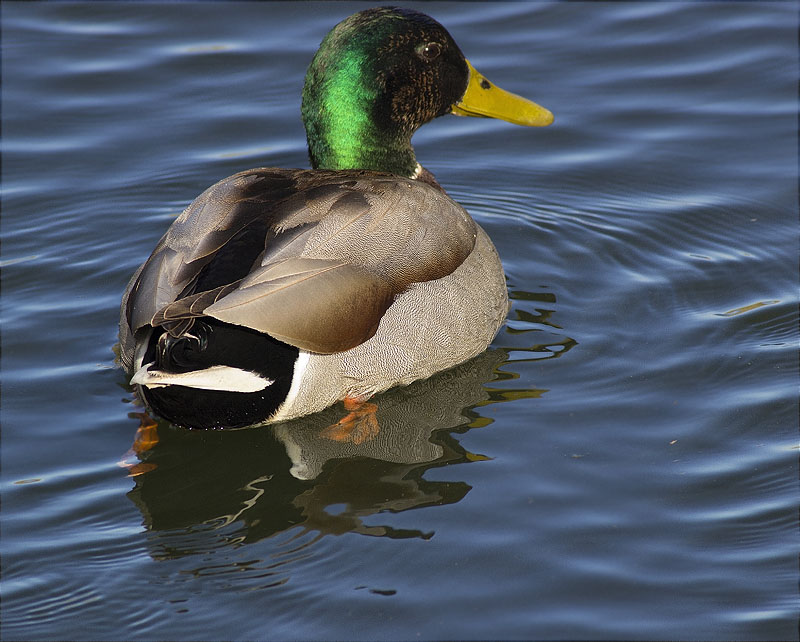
top-left (417, 42), bottom-right (442, 62)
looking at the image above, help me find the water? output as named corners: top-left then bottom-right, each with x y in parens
top-left (2, 2), bottom-right (797, 639)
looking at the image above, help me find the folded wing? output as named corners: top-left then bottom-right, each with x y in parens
top-left (122, 168), bottom-right (477, 359)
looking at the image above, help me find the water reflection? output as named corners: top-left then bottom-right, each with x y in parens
top-left (126, 349), bottom-right (545, 551)
top-left (502, 286), bottom-right (579, 367)
top-left (123, 285), bottom-right (577, 556)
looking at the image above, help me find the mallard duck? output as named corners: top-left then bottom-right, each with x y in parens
top-left (119, 6), bottom-right (552, 430)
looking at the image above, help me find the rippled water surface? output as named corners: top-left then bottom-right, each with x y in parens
top-left (2, 2), bottom-right (798, 640)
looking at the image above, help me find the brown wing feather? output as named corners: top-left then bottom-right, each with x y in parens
top-left (151, 282), bottom-right (241, 334)
top-left (125, 169), bottom-right (304, 334)
top-left (123, 168), bottom-right (477, 359)
top-left (205, 257), bottom-right (395, 353)
top-left (268, 174), bottom-right (477, 291)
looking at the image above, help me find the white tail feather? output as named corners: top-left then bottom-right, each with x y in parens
top-left (131, 363), bottom-right (273, 393)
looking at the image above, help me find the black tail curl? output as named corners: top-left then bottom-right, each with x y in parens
top-left (140, 318), bottom-right (300, 429)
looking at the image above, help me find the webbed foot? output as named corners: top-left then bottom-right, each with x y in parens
top-left (321, 396), bottom-right (379, 445)
top-left (117, 412), bottom-right (159, 476)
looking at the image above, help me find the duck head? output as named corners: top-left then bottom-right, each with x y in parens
top-left (301, 7), bottom-right (553, 177)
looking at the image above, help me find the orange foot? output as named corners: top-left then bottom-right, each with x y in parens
top-left (131, 412), bottom-right (160, 454)
top-left (321, 396), bottom-right (379, 445)
top-left (117, 412), bottom-right (160, 476)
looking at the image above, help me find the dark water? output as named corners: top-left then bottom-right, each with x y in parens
top-left (2, 2), bottom-right (797, 640)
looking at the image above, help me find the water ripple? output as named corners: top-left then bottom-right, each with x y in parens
top-left (2, 3), bottom-right (797, 640)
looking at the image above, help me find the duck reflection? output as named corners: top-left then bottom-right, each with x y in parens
top-left (126, 348), bottom-right (541, 548)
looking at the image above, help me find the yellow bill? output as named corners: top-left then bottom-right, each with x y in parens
top-left (452, 60), bottom-right (553, 127)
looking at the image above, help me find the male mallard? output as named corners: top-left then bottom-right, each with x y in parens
top-left (119, 7), bottom-right (552, 430)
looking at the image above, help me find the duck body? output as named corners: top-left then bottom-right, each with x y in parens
top-left (120, 169), bottom-right (507, 428)
top-left (119, 7), bottom-right (552, 429)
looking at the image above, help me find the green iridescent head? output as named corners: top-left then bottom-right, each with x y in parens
top-left (301, 7), bottom-right (553, 177)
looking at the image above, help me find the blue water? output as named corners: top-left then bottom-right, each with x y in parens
top-left (2, 2), bottom-right (798, 640)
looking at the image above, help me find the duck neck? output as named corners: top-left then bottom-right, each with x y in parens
top-left (301, 41), bottom-right (418, 177)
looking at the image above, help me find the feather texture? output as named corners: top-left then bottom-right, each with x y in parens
top-left (122, 169), bottom-right (477, 362)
